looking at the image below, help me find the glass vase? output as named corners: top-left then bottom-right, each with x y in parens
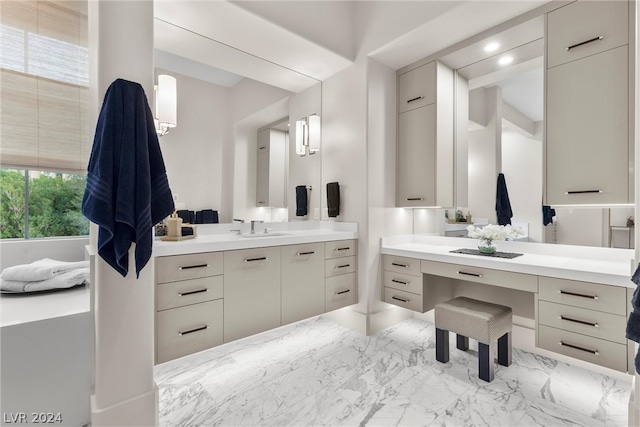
top-left (478, 239), bottom-right (496, 254)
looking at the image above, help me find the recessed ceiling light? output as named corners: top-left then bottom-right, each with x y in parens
top-left (498, 56), bottom-right (514, 66)
top-left (484, 42), bottom-right (500, 52)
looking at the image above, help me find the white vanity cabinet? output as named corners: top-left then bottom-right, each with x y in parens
top-left (396, 61), bottom-right (454, 208)
top-left (223, 246), bottom-right (281, 342)
top-left (545, 0), bottom-right (632, 205)
top-left (325, 240), bottom-right (357, 311)
top-left (382, 255), bottom-right (426, 312)
top-left (281, 242), bottom-right (325, 325)
top-left (256, 128), bottom-right (287, 208)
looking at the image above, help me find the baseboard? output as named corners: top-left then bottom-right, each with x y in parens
top-left (91, 383), bottom-right (158, 426)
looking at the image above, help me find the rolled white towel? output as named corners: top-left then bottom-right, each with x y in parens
top-left (1, 258), bottom-right (89, 282)
top-left (1, 267), bottom-right (90, 293)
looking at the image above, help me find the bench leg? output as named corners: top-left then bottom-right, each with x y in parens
top-left (478, 342), bottom-right (494, 382)
top-left (498, 331), bottom-right (512, 367)
top-left (456, 334), bottom-right (469, 351)
top-left (436, 328), bottom-right (449, 363)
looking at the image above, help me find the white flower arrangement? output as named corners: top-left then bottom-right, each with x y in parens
top-left (466, 224), bottom-right (523, 242)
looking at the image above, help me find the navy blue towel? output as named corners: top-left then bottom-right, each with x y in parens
top-left (296, 186), bottom-right (308, 217)
top-left (82, 79), bottom-right (174, 278)
top-left (495, 173), bottom-right (513, 226)
top-left (327, 182), bottom-right (340, 218)
top-left (176, 210), bottom-right (195, 224)
top-left (626, 263), bottom-right (640, 373)
top-left (196, 209), bottom-right (218, 224)
top-left (542, 205), bottom-right (556, 226)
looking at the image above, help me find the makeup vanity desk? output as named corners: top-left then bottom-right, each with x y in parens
top-left (381, 235), bottom-right (635, 373)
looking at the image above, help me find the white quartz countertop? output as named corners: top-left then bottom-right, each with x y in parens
top-left (381, 235), bottom-right (636, 288)
top-left (153, 222), bottom-right (358, 257)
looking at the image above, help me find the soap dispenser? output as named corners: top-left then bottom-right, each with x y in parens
top-left (166, 211), bottom-right (183, 238)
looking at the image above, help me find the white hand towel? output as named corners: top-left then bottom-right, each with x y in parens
top-left (1, 258), bottom-right (89, 282)
top-left (1, 267), bottom-right (90, 293)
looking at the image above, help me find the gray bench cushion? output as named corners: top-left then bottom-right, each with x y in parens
top-left (435, 296), bottom-right (512, 344)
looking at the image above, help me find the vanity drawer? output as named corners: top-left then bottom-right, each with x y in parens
top-left (384, 287), bottom-right (425, 313)
top-left (547, 0), bottom-right (628, 69)
top-left (538, 300), bottom-right (626, 344)
top-left (326, 272), bottom-right (357, 311)
top-left (157, 275), bottom-right (223, 311)
top-left (383, 255), bottom-right (421, 277)
top-left (325, 240), bottom-right (357, 259)
top-left (538, 277), bottom-right (626, 314)
top-left (156, 299), bottom-right (223, 364)
top-left (156, 252), bottom-right (223, 284)
top-left (398, 61), bottom-right (436, 113)
top-left (421, 260), bottom-right (538, 293)
top-left (383, 270), bottom-right (423, 295)
top-left (538, 325), bottom-right (627, 372)
top-left (325, 256), bottom-right (356, 277)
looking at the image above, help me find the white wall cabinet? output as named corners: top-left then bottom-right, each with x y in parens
top-left (545, 0), bottom-right (632, 205)
top-left (256, 128), bottom-right (287, 208)
top-left (281, 242), bottom-right (326, 325)
top-left (396, 61), bottom-right (454, 207)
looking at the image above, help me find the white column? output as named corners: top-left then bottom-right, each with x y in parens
top-left (88, 1), bottom-right (157, 426)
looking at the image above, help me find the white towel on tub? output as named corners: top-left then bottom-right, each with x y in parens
top-left (1, 258), bottom-right (89, 282)
top-left (1, 267), bottom-right (90, 293)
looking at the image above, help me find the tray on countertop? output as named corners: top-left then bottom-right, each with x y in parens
top-left (450, 248), bottom-right (523, 259)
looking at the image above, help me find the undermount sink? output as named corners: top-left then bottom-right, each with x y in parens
top-left (237, 232), bottom-right (289, 238)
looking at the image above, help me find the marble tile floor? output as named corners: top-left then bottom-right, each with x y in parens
top-left (155, 316), bottom-right (632, 426)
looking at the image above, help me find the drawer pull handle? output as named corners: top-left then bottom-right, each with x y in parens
top-left (458, 271), bottom-right (482, 278)
top-left (336, 289), bottom-right (351, 295)
top-left (178, 288), bottom-right (208, 297)
top-left (297, 251), bottom-right (315, 256)
top-left (336, 247), bottom-right (351, 251)
top-left (391, 262), bottom-right (409, 268)
top-left (178, 325), bottom-right (209, 336)
top-left (245, 257), bottom-right (268, 262)
top-left (558, 290), bottom-right (598, 300)
top-left (392, 296), bottom-right (410, 303)
top-left (392, 279), bottom-right (409, 285)
top-left (566, 190), bottom-right (603, 195)
top-left (559, 340), bottom-right (599, 356)
top-left (336, 264), bottom-right (351, 269)
top-left (259, 146), bottom-right (267, 150)
top-left (559, 315), bottom-right (599, 328)
top-left (407, 96), bottom-right (424, 103)
top-left (406, 197), bottom-right (424, 201)
top-left (565, 36), bottom-right (603, 51)
top-left (179, 264), bottom-right (208, 270)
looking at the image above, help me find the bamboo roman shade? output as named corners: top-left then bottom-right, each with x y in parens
top-left (0, 0), bottom-right (90, 173)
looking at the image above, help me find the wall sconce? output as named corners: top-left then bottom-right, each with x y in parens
top-left (295, 113), bottom-right (321, 156)
top-left (154, 74), bottom-right (177, 137)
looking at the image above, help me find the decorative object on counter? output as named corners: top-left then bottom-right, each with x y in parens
top-left (155, 223), bottom-right (167, 236)
top-left (449, 248), bottom-right (523, 259)
top-left (466, 211), bottom-right (472, 223)
top-left (627, 216), bottom-right (635, 227)
top-left (160, 213), bottom-right (196, 241)
top-left (296, 185), bottom-right (308, 216)
top-left (1, 258), bottom-right (90, 293)
top-left (327, 182), bottom-right (340, 218)
top-left (466, 224), bottom-right (523, 254)
top-left (496, 173), bottom-right (513, 226)
top-left (542, 205), bottom-right (556, 226)
top-left (626, 263), bottom-right (640, 373)
top-left (82, 78), bottom-right (175, 278)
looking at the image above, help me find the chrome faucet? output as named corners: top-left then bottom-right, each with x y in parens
top-left (250, 220), bottom-right (264, 234)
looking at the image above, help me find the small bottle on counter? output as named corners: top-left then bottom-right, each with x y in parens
top-left (466, 211), bottom-right (472, 224)
top-left (166, 211), bottom-right (183, 238)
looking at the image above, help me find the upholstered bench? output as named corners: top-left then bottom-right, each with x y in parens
top-left (434, 296), bottom-right (512, 382)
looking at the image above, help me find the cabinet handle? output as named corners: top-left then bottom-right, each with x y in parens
top-left (566, 36), bottom-right (603, 51)
top-left (558, 290), bottom-right (598, 300)
top-left (566, 190), bottom-right (603, 195)
top-left (391, 262), bottom-right (409, 268)
top-left (336, 264), bottom-right (351, 268)
top-left (179, 264), bottom-right (208, 270)
top-left (178, 288), bottom-right (208, 297)
top-left (406, 197), bottom-right (424, 201)
top-left (458, 271), bottom-right (483, 278)
top-left (178, 325), bottom-right (209, 336)
top-left (258, 201), bottom-right (266, 204)
top-left (297, 251), bottom-right (315, 256)
top-left (559, 315), bottom-right (599, 328)
top-left (392, 296), bottom-right (410, 303)
top-left (335, 289), bottom-right (351, 295)
top-left (392, 279), bottom-right (409, 285)
top-left (559, 340), bottom-right (599, 355)
top-left (336, 247), bottom-right (351, 251)
top-left (258, 146), bottom-right (267, 150)
top-left (245, 257), bottom-right (268, 262)
top-left (406, 96), bottom-right (424, 103)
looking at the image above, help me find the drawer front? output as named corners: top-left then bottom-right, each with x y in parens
top-left (157, 275), bottom-right (223, 311)
top-left (326, 272), bottom-right (357, 311)
top-left (282, 243), bottom-right (325, 325)
top-left (325, 240), bottom-right (357, 259)
top-left (383, 270), bottom-right (423, 295)
top-left (156, 299), bottom-right (223, 364)
top-left (383, 255), bottom-right (421, 277)
top-left (547, 0), bottom-right (628, 69)
top-left (538, 276), bottom-right (626, 314)
top-left (157, 252), bottom-right (223, 284)
top-left (224, 247), bottom-right (280, 280)
top-left (538, 300), bottom-right (626, 344)
top-left (325, 256), bottom-right (356, 277)
top-left (384, 287), bottom-right (424, 313)
top-left (398, 61), bottom-right (436, 113)
top-left (421, 260), bottom-right (538, 293)
top-left (538, 325), bottom-right (627, 372)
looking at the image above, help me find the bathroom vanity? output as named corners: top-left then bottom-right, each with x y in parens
top-left (153, 222), bottom-right (358, 364)
top-left (381, 234), bottom-right (635, 373)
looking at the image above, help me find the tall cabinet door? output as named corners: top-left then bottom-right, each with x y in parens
top-left (546, 46), bottom-right (629, 205)
top-left (281, 242), bottom-right (325, 325)
top-left (397, 104), bottom-right (436, 207)
top-left (256, 150), bottom-right (270, 206)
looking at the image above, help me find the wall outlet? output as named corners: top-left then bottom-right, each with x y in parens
top-left (313, 208), bottom-right (319, 220)
top-left (172, 194), bottom-right (179, 202)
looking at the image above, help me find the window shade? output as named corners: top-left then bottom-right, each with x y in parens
top-left (0, 0), bottom-right (90, 173)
